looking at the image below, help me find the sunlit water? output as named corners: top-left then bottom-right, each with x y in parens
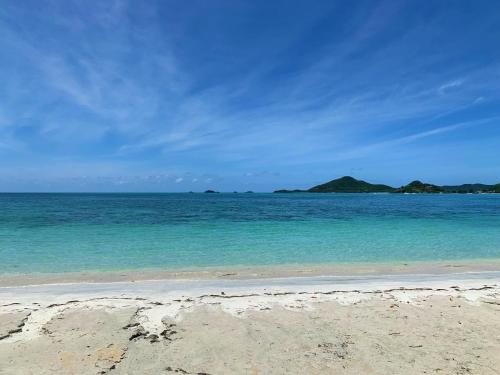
top-left (1, 193), bottom-right (499, 273)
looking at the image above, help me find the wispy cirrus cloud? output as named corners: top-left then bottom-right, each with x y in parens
top-left (1, 0), bottom-right (500, 191)
top-left (329, 117), bottom-right (498, 163)
top-left (438, 79), bottom-right (465, 95)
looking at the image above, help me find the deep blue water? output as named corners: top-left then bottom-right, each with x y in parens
top-left (0, 193), bottom-right (499, 273)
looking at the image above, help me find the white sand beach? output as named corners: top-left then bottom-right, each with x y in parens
top-left (1, 265), bottom-right (500, 374)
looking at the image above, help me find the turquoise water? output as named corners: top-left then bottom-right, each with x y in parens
top-left (0, 193), bottom-right (499, 274)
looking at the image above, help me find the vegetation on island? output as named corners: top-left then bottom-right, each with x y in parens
top-left (274, 176), bottom-right (394, 193)
top-left (394, 180), bottom-right (444, 193)
top-left (308, 176), bottom-right (395, 193)
top-left (441, 183), bottom-right (499, 193)
top-left (274, 189), bottom-right (307, 193)
top-left (274, 176), bottom-right (500, 194)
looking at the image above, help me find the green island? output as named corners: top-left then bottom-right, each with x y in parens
top-left (274, 176), bottom-right (500, 194)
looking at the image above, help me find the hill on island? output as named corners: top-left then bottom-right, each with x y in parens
top-left (395, 180), bottom-right (444, 193)
top-left (441, 183), bottom-right (500, 193)
top-left (308, 176), bottom-right (395, 193)
top-left (274, 176), bottom-right (500, 194)
top-left (275, 176), bottom-right (395, 193)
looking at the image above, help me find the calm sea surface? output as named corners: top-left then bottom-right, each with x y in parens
top-left (0, 193), bottom-right (499, 274)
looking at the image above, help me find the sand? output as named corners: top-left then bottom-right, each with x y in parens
top-left (3, 259), bottom-right (500, 287)
top-left (1, 267), bottom-right (500, 374)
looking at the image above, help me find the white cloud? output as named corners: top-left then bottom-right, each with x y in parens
top-left (1, 0), bottom-right (500, 188)
top-left (438, 79), bottom-right (464, 95)
top-left (330, 117), bottom-right (498, 162)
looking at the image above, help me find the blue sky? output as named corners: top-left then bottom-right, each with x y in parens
top-left (0, 0), bottom-right (499, 192)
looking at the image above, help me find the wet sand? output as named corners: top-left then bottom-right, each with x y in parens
top-left (2, 258), bottom-right (500, 287)
top-left (1, 266), bottom-right (500, 374)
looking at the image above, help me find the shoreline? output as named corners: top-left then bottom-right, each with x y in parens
top-left (2, 267), bottom-right (500, 336)
top-left (2, 262), bottom-right (500, 374)
top-left (2, 270), bottom-right (500, 304)
top-left (2, 258), bottom-right (500, 287)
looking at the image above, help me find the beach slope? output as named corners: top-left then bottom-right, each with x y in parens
top-left (1, 270), bottom-right (499, 374)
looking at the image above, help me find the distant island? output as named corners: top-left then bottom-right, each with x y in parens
top-left (274, 176), bottom-right (500, 194)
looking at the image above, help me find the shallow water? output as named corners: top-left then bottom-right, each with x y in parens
top-left (0, 193), bottom-right (499, 273)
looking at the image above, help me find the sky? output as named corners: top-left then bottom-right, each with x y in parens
top-left (0, 0), bottom-right (499, 192)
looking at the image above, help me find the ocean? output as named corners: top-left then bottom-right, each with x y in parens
top-left (0, 193), bottom-right (499, 274)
